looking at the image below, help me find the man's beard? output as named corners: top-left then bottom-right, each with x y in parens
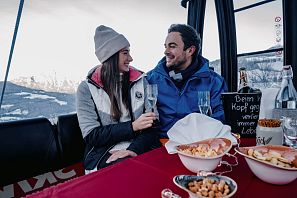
top-left (167, 58), bottom-right (187, 71)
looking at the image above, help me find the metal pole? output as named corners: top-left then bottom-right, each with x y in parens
top-left (0, 0), bottom-right (25, 111)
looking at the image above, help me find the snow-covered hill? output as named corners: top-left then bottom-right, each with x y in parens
top-left (0, 47), bottom-right (285, 122)
top-left (209, 48), bottom-right (283, 88)
top-left (11, 75), bottom-right (80, 94)
top-left (0, 82), bottom-right (76, 122)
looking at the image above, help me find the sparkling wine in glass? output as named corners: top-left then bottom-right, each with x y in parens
top-left (146, 84), bottom-right (160, 127)
top-left (147, 96), bottom-right (157, 112)
top-left (197, 91), bottom-right (212, 116)
top-left (146, 84), bottom-right (158, 112)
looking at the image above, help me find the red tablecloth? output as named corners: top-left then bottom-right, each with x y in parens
top-left (27, 138), bottom-right (297, 198)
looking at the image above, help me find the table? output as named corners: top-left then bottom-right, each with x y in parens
top-left (27, 138), bottom-right (297, 198)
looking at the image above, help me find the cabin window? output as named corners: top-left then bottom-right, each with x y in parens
top-left (234, 0), bottom-right (283, 89)
top-left (202, 0), bottom-right (221, 74)
top-left (0, 0), bottom-right (186, 122)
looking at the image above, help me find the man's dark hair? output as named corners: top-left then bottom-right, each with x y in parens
top-left (168, 24), bottom-right (201, 58)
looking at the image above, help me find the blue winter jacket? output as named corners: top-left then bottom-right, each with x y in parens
top-left (147, 56), bottom-right (228, 138)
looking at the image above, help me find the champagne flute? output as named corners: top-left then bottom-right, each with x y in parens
top-left (146, 84), bottom-right (159, 127)
top-left (197, 91), bottom-right (212, 116)
top-left (146, 84), bottom-right (158, 112)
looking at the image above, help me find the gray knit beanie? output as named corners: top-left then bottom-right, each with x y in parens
top-left (94, 25), bottom-right (130, 63)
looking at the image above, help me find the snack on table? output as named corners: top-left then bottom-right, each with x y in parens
top-left (258, 118), bottom-right (281, 127)
top-left (176, 138), bottom-right (233, 173)
top-left (177, 138), bottom-right (229, 158)
top-left (247, 148), bottom-right (296, 168)
top-left (188, 178), bottom-right (231, 197)
top-left (179, 144), bottom-right (219, 157)
top-left (174, 175), bottom-right (238, 198)
top-left (235, 145), bottom-right (297, 185)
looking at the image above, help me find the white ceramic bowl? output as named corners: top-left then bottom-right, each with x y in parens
top-left (235, 145), bottom-right (297, 185)
top-left (176, 138), bottom-right (232, 173)
top-left (173, 175), bottom-right (237, 198)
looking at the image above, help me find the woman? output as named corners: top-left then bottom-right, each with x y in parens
top-left (77, 25), bottom-right (160, 172)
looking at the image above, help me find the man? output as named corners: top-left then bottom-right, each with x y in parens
top-left (147, 24), bottom-right (227, 138)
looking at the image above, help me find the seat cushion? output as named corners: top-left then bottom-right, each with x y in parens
top-left (0, 118), bottom-right (61, 186)
top-left (57, 114), bottom-right (85, 167)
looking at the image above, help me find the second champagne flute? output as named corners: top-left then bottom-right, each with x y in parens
top-left (197, 91), bottom-right (212, 116)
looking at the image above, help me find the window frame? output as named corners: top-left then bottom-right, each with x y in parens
top-left (184, 0), bottom-right (297, 91)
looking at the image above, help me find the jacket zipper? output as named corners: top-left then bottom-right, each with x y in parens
top-left (95, 144), bottom-right (115, 169)
top-left (179, 76), bottom-right (201, 96)
top-left (85, 146), bottom-right (94, 161)
top-left (128, 74), bottom-right (145, 121)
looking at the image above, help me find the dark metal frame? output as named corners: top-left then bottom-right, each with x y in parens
top-left (182, 0), bottom-right (206, 54)
top-left (234, 0), bottom-right (277, 13)
top-left (183, 0), bottom-right (297, 91)
top-left (182, 0), bottom-right (237, 91)
top-left (215, 0), bottom-right (238, 92)
top-left (0, 0), bottom-right (25, 111)
top-left (283, 0), bottom-right (297, 89)
top-left (237, 47), bottom-right (283, 57)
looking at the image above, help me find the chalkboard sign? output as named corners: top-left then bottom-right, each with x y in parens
top-left (221, 92), bottom-right (262, 137)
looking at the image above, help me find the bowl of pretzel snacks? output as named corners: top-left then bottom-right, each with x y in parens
top-left (175, 138), bottom-right (232, 173)
top-left (256, 118), bottom-right (283, 145)
top-left (235, 145), bottom-right (297, 184)
top-left (173, 175), bottom-right (237, 198)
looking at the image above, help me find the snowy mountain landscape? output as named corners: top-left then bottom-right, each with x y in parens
top-left (210, 47), bottom-right (283, 88)
top-left (0, 82), bottom-right (76, 122)
top-left (0, 47), bottom-right (284, 122)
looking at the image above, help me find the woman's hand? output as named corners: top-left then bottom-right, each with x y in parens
top-left (132, 112), bottom-right (156, 132)
top-left (106, 150), bottom-right (137, 164)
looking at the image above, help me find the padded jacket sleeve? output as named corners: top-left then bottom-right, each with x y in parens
top-left (76, 81), bottom-right (136, 147)
top-left (84, 121), bottom-right (136, 148)
top-left (127, 127), bottom-right (160, 155)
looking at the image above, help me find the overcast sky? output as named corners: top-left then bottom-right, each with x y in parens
top-left (0, 0), bottom-right (282, 83)
top-left (0, 0), bottom-right (186, 81)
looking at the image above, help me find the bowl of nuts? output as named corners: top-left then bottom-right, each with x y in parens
top-left (175, 138), bottom-right (232, 173)
top-left (173, 175), bottom-right (237, 198)
top-left (235, 145), bottom-right (297, 184)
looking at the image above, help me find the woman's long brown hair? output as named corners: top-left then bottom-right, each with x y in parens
top-left (101, 52), bottom-right (130, 121)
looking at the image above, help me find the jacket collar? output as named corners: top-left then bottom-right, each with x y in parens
top-left (87, 65), bottom-right (143, 88)
top-left (153, 55), bottom-right (210, 78)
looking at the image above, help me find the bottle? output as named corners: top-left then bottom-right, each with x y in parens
top-left (275, 65), bottom-right (297, 109)
top-left (238, 67), bottom-right (261, 93)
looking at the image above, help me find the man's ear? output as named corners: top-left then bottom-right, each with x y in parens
top-left (187, 46), bottom-right (196, 56)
